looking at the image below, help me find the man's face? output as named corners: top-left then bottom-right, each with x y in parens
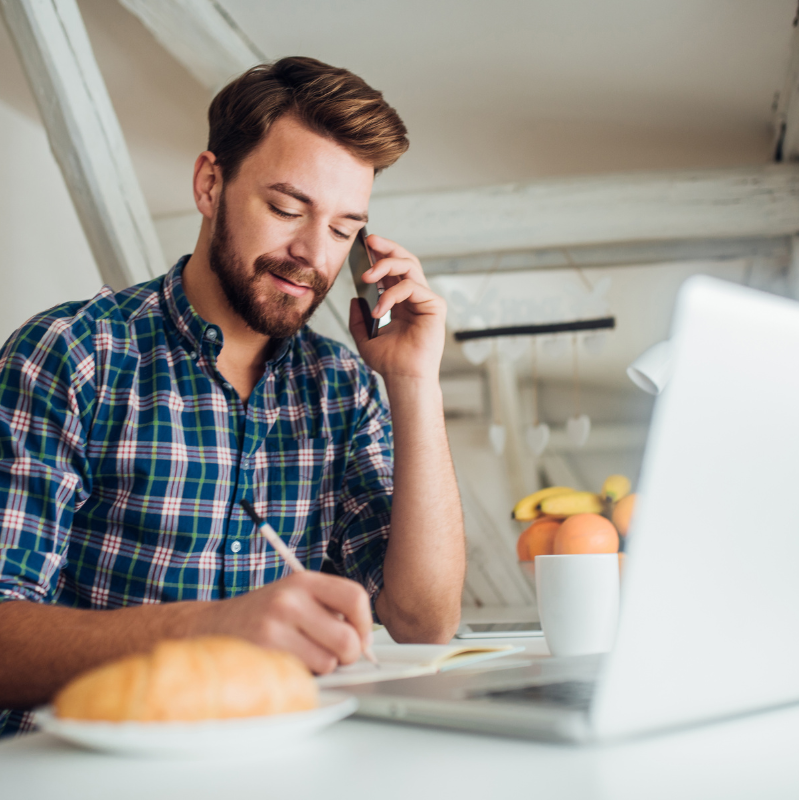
top-left (207, 114), bottom-right (374, 338)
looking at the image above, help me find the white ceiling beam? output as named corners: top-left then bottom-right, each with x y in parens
top-left (157, 209), bottom-right (794, 279)
top-left (423, 236), bottom-right (792, 277)
top-left (118, 0), bottom-right (264, 91)
top-left (0, 0), bottom-right (165, 289)
top-left (772, 10), bottom-right (798, 162)
top-left (369, 165), bottom-right (798, 260)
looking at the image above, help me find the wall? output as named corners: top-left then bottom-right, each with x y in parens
top-left (0, 98), bottom-right (101, 346)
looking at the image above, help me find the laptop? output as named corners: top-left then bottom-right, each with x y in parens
top-left (349, 275), bottom-right (799, 742)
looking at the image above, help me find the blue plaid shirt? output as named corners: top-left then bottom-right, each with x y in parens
top-left (0, 257), bottom-right (393, 736)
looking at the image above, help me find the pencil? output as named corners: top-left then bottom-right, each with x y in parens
top-left (240, 499), bottom-right (380, 668)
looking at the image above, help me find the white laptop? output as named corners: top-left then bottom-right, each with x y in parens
top-left (349, 275), bottom-right (799, 742)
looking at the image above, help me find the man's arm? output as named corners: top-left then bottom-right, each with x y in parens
top-left (375, 376), bottom-right (464, 642)
top-left (0, 571), bottom-right (373, 708)
top-left (349, 234), bottom-right (466, 644)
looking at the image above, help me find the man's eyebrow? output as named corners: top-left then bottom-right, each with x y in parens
top-left (267, 182), bottom-right (368, 223)
top-left (268, 182), bottom-right (312, 205)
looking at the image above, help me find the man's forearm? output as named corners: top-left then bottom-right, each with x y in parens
top-left (376, 377), bottom-right (465, 643)
top-left (0, 571), bottom-right (377, 708)
top-left (0, 599), bottom-right (208, 708)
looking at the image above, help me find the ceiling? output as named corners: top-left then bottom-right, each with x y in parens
top-left (2, 0), bottom-right (795, 216)
top-left (224, 0), bottom-right (796, 195)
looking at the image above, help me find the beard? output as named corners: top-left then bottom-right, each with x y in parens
top-left (208, 191), bottom-right (329, 339)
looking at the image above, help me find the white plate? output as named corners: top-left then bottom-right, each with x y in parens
top-left (33, 691), bottom-right (357, 758)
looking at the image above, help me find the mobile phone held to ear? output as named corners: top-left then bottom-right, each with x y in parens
top-left (349, 228), bottom-right (380, 339)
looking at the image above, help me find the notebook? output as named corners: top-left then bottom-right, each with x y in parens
top-left (316, 643), bottom-right (525, 688)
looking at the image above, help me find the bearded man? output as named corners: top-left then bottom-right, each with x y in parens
top-left (0, 57), bottom-right (465, 736)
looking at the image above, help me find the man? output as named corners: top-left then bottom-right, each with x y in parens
top-left (0, 57), bottom-right (465, 736)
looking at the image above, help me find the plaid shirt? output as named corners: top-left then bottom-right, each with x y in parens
top-left (0, 257), bottom-right (393, 736)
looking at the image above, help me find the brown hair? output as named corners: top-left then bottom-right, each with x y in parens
top-left (208, 57), bottom-right (409, 182)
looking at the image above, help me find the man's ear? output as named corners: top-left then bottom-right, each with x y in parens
top-left (193, 151), bottom-right (222, 220)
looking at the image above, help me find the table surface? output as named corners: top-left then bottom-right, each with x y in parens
top-left (2, 608), bottom-right (797, 800)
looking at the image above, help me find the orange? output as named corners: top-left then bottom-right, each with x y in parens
top-left (553, 513), bottom-right (619, 554)
top-left (612, 493), bottom-right (637, 536)
top-left (516, 516), bottom-right (561, 561)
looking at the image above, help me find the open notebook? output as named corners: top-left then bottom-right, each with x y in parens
top-left (316, 643), bottom-right (525, 688)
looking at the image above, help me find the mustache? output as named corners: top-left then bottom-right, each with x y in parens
top-left (253, 255), bottom-right (328, 296)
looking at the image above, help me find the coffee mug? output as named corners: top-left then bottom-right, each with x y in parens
top-left (535, 554), bottom-right (620, 657)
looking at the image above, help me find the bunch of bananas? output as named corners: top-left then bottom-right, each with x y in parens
top-left (512, 474), bottom-right (633, 523)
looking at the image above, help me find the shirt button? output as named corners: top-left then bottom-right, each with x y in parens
top-left (223, 382), bottom-right (232, 391)
top-left (189, 350), bottom-right (198, 360)
top-left (231, 541), bottom-right (242, 553)
top-left (205, 328), bottom-right (218, 341)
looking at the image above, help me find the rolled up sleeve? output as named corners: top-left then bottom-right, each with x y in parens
top-left (0, 312), bottom-right (95, 605)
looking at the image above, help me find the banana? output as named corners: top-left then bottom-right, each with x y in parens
top-left (540, 491), bottom-right (604, 518)
top-left (512, 486), bottom-right (574, 520)
top-left (601, 474), bottom-right (631, 503)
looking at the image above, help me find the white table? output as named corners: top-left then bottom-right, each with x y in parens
top-left (0, 703), bottom-right (796, 800)
top-left (1, 612), bottom-right (797, 800)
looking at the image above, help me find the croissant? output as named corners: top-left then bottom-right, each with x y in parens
top-left (54, 636), bottom-right (319, 722)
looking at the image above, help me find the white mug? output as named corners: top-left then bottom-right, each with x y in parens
top-left (535, 554), bottom-right (620, 657)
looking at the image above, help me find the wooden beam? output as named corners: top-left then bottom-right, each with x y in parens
top-left (369, 165), bottom-right (798, 260)
top-left (118, 0), bottom-right (263, 91)
top-left (0, 0), bottom-right (165, 289)
top-left (772, 9), bottom-right (798, 162)
top-left (423, 236), bottom-right (793, 277)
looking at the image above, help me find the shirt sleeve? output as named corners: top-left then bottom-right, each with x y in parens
top-left (0, 311), bottom-right (95, 605)
top-left (326, 367), bottom-right (393, 619)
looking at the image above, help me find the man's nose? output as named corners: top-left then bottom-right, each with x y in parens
top-left (287, 220), bottom-right (328, 272)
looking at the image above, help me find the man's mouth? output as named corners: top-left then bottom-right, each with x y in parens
top-left (266, 271), bottom-right (311, 298)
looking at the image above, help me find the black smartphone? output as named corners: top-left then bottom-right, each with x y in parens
top-left (348, 228), bottom-right (380, 339)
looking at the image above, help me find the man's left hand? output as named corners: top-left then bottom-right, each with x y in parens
top-left (348, 234), bottom-right (445, 383)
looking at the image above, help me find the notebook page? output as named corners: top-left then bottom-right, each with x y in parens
top-left (316, 643), bottom-right (523, 688)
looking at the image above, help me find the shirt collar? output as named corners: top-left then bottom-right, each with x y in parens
top-left (161, 256), bottom-right (293, 365)
top-left (162, 256), bottom-right (211, 355)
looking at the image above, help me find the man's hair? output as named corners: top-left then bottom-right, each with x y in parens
top-left (208, 57), bottom-right (409, 182)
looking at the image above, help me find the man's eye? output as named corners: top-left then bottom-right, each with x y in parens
top-left (332, 228), bottom-right (351, 240)
top-left (270, 205), bottom-right (300, 219)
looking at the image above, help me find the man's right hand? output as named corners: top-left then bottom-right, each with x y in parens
top-left (197, 572), bottom-right (374, 675)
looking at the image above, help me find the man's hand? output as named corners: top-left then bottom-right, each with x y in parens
top-left (348, 234), bottom-right (446, 384)
top-left (198, 572), bottom-right (373, 675)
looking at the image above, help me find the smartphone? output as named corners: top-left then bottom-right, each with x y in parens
top-left (348, 227), bottom-right (380, 339)
top-left (455, 621), bottom-right (543, 639)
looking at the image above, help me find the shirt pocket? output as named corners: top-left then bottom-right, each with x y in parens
top-left (260, 437), bottom-right (329, 540)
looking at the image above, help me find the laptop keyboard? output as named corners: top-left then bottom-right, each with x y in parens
top-left (481, 680), bottom-right (595, 710)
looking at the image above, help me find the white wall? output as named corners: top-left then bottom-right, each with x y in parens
top-left (0, 98), bottom-right (102, 347)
